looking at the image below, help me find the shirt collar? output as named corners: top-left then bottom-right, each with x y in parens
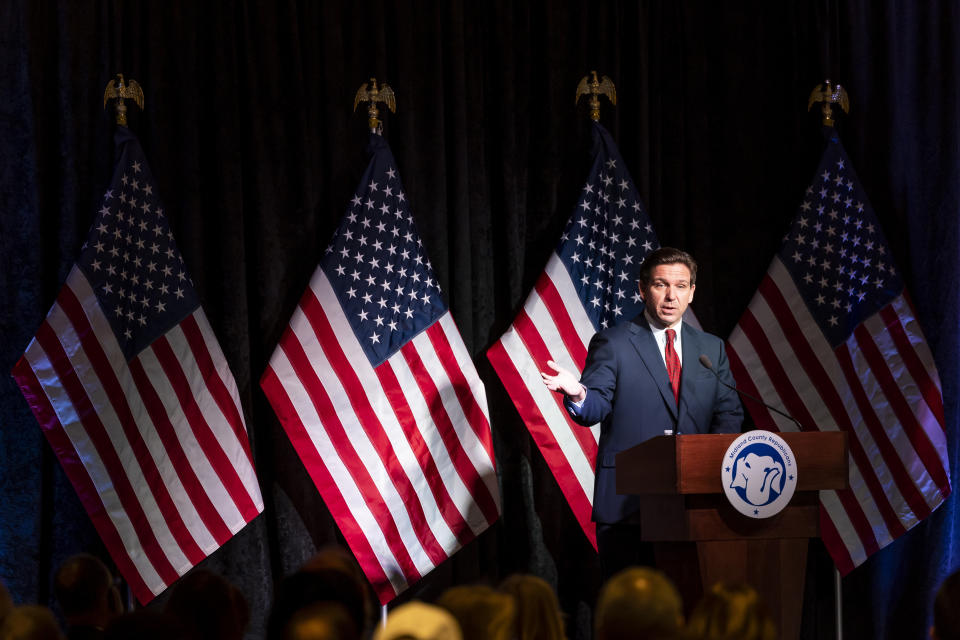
top-left (644, 310), bottom-right (683, 339)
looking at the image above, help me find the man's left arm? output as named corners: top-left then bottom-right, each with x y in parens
top-left (710, 342), bottom-right (744, 433)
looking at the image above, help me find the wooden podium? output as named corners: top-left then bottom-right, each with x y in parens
top-left (616, 432), bottom-right (848, 640)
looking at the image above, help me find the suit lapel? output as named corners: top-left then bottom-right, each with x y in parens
top-left (678, 324), bottom-right (705, 430)
top-left (628, 316), bottom-right (678, 420)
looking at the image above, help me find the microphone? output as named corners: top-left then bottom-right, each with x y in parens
top-left (698, 354), bottom-right (808, 431)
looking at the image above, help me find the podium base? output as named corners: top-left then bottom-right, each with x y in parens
top-left (655, 538), bottom-right (808, 640)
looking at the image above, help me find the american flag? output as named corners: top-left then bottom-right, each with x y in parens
top-left (726, 129), bottom-right (950, 574)
top-left (260, 133), bottom-right (500, 603)
top-left (11, 127), bottom-right (264, 604)
top-left (487, 121), bottom-right (667, 548)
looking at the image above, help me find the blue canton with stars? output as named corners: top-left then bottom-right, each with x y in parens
top-left (778, 130), bottom-right (903, 346)
top-left (322, 134), bottom-right (446, 367)
top-left (77, 127), bottom-right (199, 361)
top-left (556, 122), bottom-right (660, 331)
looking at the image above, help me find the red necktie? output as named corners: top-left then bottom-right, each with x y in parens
top-left (665, 328), bottom-right (681, 405)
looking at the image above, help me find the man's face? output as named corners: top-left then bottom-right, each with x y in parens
top-left (639, 263), bottom-right (695, 329)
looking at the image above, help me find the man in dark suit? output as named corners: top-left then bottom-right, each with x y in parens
top-left (542, 247), bottom-right (743, 578)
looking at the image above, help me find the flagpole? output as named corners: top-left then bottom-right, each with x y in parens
top-left (809, 80), bottom-right (850, 640)
top-left (103, 74), bottom-right (140, 608)
top-left (105, 74), bottom-right (139, 609)
top-left (103, 74), bottom-right (141, 607)
top-left (835, 566), bottom-right (843, 639)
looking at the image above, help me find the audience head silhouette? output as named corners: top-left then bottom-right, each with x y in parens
top-left (283, 601), bottom-right (359, 640)
top-left (436, 585), bottom-right (515, 640)
top-left (374, 601), bottom-right (461, 640)
top-left (685, 582), bottom-right (775, 640)
top-left (594, 567), bottom-right (683, 640)
top-left (53, 554), bottom-right (122, 635)
top-left (0, 605), bottom-right (65, 640)
top-left (268, 549), bottom-right (372, 640)
top-left (164, 568), bottom-right (249, 640)
top-left (498, 574), bottom-right (565, 640)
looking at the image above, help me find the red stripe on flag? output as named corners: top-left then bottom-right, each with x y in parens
top-left (179, 314), bottom-right (256, 469)
top-left (878, 305), bottom-right (946, 430)
top-left (758, 278), bottom-right (912, 534)
top-left (34, 321), bottom-right (180, 586)
top-left (512, 311), bottom-right (599, 465)
top-left (399, 342), bottom-right (501, 527)
top-left (725, 343), bottom-right (779, 430)
top-left (373, 360), bottom-right (476, 547)
top-left (818, 503), bottom-right (855, 576)
top-left (735, 309), bottom-right (880, 556)
top-left (534, 271), bottom-right (589, 368)
top-left (487, 340), bottom-right (598, 550)
top-left (852, 325), bottom-right (952, 497)
top-left (150, 336), bottom-right (260, 523)
top-left (299, 291), bottom-right (448, 569)
top-left (733, 312), bottom-right (817, 430)
top-left (758, 277), bottom-right (856, 423)
top-left (276, 329), bottom-right (423, 582)
top-left (12, 357), bottom-right (157, 604)
top-left (424, 320), bottom-right (496, 464)
top-left (57, 287), bottom-right (206, 565)
top-left (128, 357), bottom-right (233, 546)
top-left (260, 365), bottom-right (397, 603)
top-left (835, 344), bottom-right (929, 524)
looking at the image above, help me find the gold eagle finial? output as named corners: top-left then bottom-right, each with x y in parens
top-left (103, 74), bottom-right (145, 127)
top-left (807, 79), bottom-right (850, 127)
top-left (354, 78), bottom-right (397, 133)
top-left (575, 71), bottom-right (616, 121)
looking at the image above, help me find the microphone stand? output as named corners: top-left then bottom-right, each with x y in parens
top-left (697, 354), bottom-right (810, 432)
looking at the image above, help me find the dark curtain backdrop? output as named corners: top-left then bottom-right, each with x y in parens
top-left (2, 2), bottom-right (958, 638)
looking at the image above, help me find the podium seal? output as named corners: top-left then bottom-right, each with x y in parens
top-left (721, 430), bottom-right (798, 519)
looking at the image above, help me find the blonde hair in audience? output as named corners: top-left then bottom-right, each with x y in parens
top-left (499, 574), bottom-right (566, 640)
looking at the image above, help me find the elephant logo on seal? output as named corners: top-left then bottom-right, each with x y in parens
top-left (729, 449), bottom-right (784, 506)
top-left (721, 431), bottom-right (798, 519)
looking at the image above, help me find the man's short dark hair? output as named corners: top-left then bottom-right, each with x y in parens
top-left (934, 570), bottom-right (960, 640)
top-left (638, 247), bottom-right (698, 286)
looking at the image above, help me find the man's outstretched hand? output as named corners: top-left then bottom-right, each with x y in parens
top-left (540, 360), bottom-right (586, 403)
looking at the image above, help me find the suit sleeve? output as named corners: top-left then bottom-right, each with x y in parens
top-left (709, 341), bottom-right (744, 433)
top-left (564, 330), bottom-right (619, 426)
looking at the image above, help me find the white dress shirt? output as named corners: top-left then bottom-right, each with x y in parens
top-left (645, 310), bottom-right (683, 368)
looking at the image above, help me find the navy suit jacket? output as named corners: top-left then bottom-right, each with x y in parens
top-left (565, 315), bottom-right (743, 523)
